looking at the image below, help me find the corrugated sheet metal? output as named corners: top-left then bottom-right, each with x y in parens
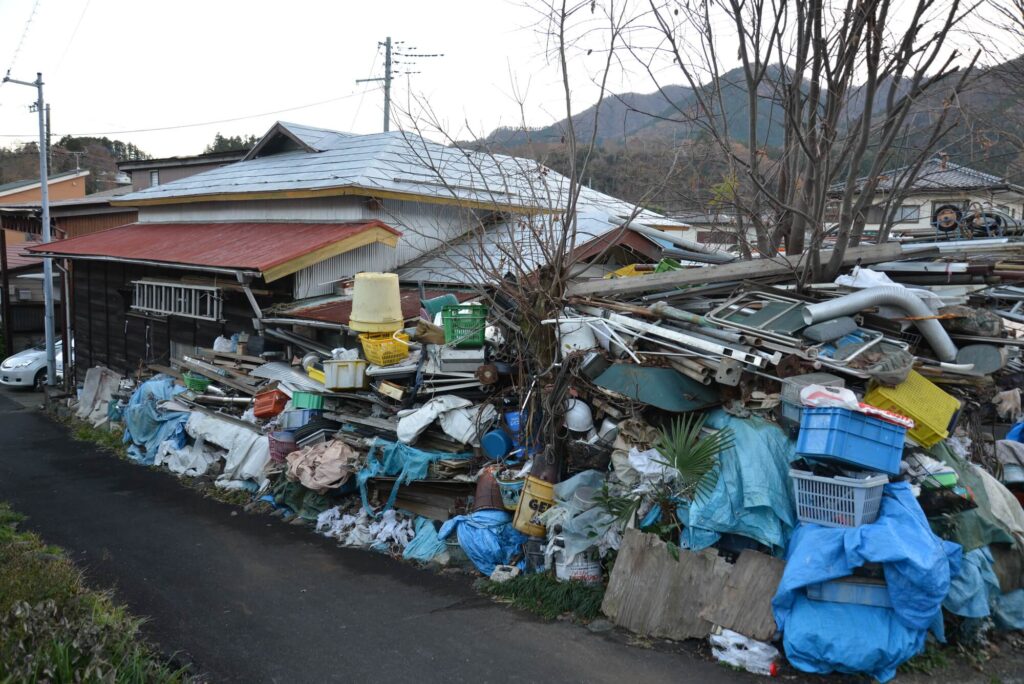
top-left (293, 242), bottom-right (397, 299)
top-left (26, 221), bottom-right (398, 274)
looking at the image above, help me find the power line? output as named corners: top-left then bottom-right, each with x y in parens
top-left (0, 87), bottom-right (381, 137)
top-left (53, 0), bottom-right (91, 76)
top-left (3, 0), bottom-right (43, 82)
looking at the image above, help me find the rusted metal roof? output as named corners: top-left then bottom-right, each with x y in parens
top-left (26, 221), bottom-right (400, 281)
top-left (285, 288), bottom-right (473, 324)
top-left (4, 244), bottom-right (42, 272)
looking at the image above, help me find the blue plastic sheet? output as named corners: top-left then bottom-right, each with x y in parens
top-left (773, 483), bottom-right (962, 682)
top-left (945, 546), bottom-right (1024, 630)
top-left (437, 509), bottom-right (527, 576)
top-left (403, 516), bottom-right (446, 563)
top-left (682, 410), bottom-right (798, 554)
top-left (122, 375), bottom-right (188, 465)
top-left (357, 439), bottom-right (471, 515)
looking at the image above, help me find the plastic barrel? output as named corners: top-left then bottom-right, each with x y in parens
top-left (513, 476), bottom-right (555, 536)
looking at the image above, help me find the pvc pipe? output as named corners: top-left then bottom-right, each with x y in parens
top-left (800, 287), bottom-right (958, 362)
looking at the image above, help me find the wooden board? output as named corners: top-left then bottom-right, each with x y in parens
top-left (697, 549), bottom-right (785, 641)
top-left (601, 529), bottom-right (733, 640)
top-left (567, 243), bottom-right (905, 297)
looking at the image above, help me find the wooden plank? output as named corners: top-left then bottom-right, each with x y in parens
top-left (698, 550), bottom-right (785, 641)
top-left (567, 243), bottom-right (905, 297)
top-left (601, 529), bottom-right (732, 640)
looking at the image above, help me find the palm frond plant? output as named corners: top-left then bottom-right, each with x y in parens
top-left (654, 414), bottom-right (733, 503)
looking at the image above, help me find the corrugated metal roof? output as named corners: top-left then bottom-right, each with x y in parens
top-left (4, 244), bottom-right (42, 272)
top-left (283, 288), bottom-right (473, 324)
top-left (842, 158), bottom-right (1023, 193)
top-left (0, 169), bottom-right (90, 197)
top-left (25, 221), bottom-right (399, 278)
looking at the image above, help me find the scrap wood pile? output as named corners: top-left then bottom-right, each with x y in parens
top-left (66, 244), bottom-right (1024, 681)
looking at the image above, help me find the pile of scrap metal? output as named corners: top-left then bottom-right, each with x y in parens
top-left (63, 242), bottom-right (1024, 680)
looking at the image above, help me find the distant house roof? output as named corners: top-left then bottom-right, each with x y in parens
top-left (839, 158), bottom-right (1024, 195)
top-left (117, 150), bottom-right (248, 172)
top-left (0, 169), bottom-right (91, 198)
top-left (26, 221), bottom-right (400, 282)
top-left (4, 244), bottom-right (42, 272)
top-left (1, 184), bottom-right (134, 211)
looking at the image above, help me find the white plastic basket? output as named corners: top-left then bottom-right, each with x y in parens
top-left (789, 468), bottom-right (888, 528)
top-left (323, 359), bottom-right (368, 390)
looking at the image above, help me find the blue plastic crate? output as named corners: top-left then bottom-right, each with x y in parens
top-left (806, 577), bottom-right (891, 608)
top-left (278, 409), bottom-right (322, 430)
top-left (796, 407), bottom-right (906, 474)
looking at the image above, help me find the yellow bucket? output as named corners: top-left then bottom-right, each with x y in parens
top-left (513, 476), bottom-right (555, 537)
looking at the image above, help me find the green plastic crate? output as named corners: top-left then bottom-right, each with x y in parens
top-left (291, 391), bottom-right (324, 410)
top-left (442, 304), bottom-right (487, 348)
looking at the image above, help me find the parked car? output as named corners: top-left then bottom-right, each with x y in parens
top-left (0, 340), bottom-right (70, 390)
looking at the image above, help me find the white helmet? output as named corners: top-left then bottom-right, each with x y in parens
top-left (564, 398), bottom-right (594, 432)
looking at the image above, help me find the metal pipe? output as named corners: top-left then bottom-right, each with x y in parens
top-left (193, 395), bottom-right (253, 405)
top-left (801, 286), bottom-right (958, 362)
top-left (669, 360), bottom-right (714, 385)
top-left (24, 252), bottom-right (262, 278)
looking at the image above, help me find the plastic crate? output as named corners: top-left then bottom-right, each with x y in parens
top-left (359, 332), bottom-right (410, 366)
top-left (864, 370), bottom-right (961, 448)
top-left (291, 391), bottom-right (324, 410)
top-left (789, 468), bottom-right (888, 527)
top-left (442, 305), bottom-right (487, 348)
top-left (253, 389), bottom-right (289, 418)
top-left (796, 407), bottom-right (906, 474)
top-left (182, 371), bottom-right (212, 392)
top-left (806, 577), bottom-right (891, 608)
top-left (654, 258), bottom-right (683, 273)
top-left (278, 409), bottom-right (322, 430)
top-left (780, 372), bottom-right (844, 405)
top-left (323, 359), bottom-right (368, 391)
top-left (268, 430), bottom-right (297, 462)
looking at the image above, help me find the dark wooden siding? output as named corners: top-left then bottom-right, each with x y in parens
top-left (71, 261), bottom-right (285, 379)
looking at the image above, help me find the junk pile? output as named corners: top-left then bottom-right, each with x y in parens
top-left (66, 253), bottom-right (1024, 679)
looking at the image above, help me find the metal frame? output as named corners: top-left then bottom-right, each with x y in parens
top-left (131, 280), bottom-right (223, 321)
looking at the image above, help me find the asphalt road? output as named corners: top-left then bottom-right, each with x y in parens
top-left (0, 387), bottom-right (746, 684)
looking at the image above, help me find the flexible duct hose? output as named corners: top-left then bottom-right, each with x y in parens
top-left (800, 286), bottom-right (958, 362)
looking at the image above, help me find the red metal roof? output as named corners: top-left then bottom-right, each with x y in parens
top-left (26, 221), bottom-right (400, 276)
top-left (288, 289), bottom-right (473, 324)
top-left (4, 244), bottom-right (42, 272)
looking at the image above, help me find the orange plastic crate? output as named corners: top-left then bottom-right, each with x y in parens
top-left (253, 389), bottom-right (289, 418)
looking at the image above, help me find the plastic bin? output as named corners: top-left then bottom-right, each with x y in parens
top-left (182, 371), bottom-right (212, 392)
top-left (278, 409), bottom-right (322, 430)
top-left (796, 407), bottom-right (906, 474)
top-left (254, 389), bottom-right (289, 419)
top-left (780, 372), bottom-right (844, 405)
top-left (789, 468), bottom-right (888, 528)
top-left (268, 431), bottom-right (297, 462)
top-left (497, 478), bottom-right (524, 510)
top-left (323, 359), bottom-right (368, 390)
top-left (359, 332), bottom-right (410, 366)
top-left (442, 304), bottom-right (487, 348)
top-left (291, 391), bottom-right (324, 410)
top-left (864, 370), bottom-right (961, 448)
top-left (806, 577), bottom-right (892, 608)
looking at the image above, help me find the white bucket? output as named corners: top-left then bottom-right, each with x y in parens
top-left (558, 319), bottom-right (598, 357)
top-left (553, 549), bottom-right (603, 585)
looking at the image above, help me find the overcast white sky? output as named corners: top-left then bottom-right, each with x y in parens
top-left (0, 0), bottom-right (614, 158)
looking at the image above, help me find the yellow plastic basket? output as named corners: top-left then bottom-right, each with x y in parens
top-left (864, 370), bottom-right (961, 448)
top-left (359, 332), bottom-right (410, 366)
top-left (605, 263), bottom-right (648, 279)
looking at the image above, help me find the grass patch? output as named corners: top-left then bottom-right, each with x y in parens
top-left (0, 502), bottom-right (190, 683)
top-left (900, 640), bottom-right (952, 675)
top-left (478, 572), bottom-right (605, 621)
top-left (70, 421), bottom-right (128, 458)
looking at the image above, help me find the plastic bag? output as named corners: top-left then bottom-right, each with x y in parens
top-left (709, 627), bottom-right (779, 676)
top-left (213, 335), bottom-right (235, 352)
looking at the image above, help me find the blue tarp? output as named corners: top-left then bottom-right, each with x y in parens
top-left (945, 546), bottom-right (1024, 630)
top-left (357, 439), bottom-right (471, 515)
top-left (122, 375), bottom-right (188, 465)
top-left (681, 410), bottom-right (798, 554)
top-left (403, 516), bottom-right (446, 563)
top-left (773, 483), bottom-right (962, 682)
top-left (437, 509), bottom-right (527, 576)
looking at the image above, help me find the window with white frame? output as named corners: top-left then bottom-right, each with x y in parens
top-left (131, 280), bottom-right (221, 321)
top-left (893, 204), bottom-right (921, 222)
top-left (149, 170), bottom-right (160, 187)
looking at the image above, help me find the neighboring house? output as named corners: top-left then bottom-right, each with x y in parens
top-left (29, 121), bottom-right (677, 378)
top-left (0, 185), bottom-right (138, 240)
top-left (0, 244), bottom-right (63, 353)
top-left (0, 170), bottom-right (90, 245)
top-left (832, 156), bottom-right (1024, 239)
top-left (118, 150), bottom-right (248, 192)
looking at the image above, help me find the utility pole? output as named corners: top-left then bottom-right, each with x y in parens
top-left (2, 72), bottom-right (56, 386)
top-left (45, 104), bottom-right (51, 169)
top-left (356, 36), bottom-right (393, 132)
top-left (356, 38), bottom-right (442, 133)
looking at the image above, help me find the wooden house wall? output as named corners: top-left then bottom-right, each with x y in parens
top-left (71, 261), bottom-right (285, 378)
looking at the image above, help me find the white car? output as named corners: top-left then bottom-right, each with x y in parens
top-left (0, 340), bottom-right (68, 390)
